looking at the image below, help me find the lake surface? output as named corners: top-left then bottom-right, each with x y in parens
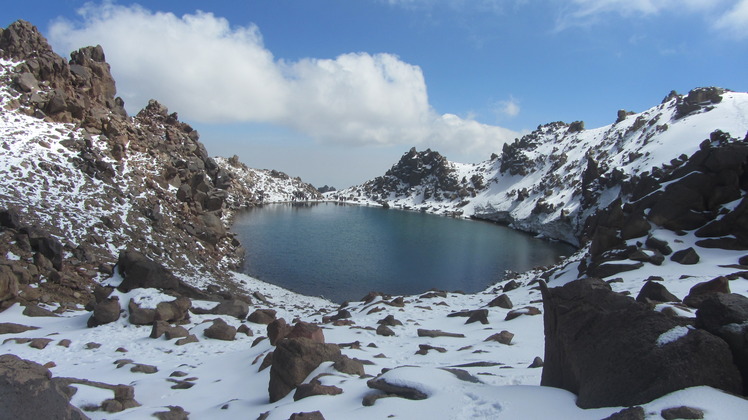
top-left (232, 202), bottom-right (575, 303)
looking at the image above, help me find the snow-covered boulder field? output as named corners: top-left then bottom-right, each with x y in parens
top-left (3, 18), bottom-right (748, 420)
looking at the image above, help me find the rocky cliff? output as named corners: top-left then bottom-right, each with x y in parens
top-left (0, 20), bottom-right (317, 310)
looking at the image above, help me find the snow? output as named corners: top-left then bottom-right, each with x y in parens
top-left (656, 325), bottom-right (693, 347)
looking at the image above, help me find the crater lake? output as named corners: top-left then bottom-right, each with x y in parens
top-left (232, 202), bottom-right (575, 303)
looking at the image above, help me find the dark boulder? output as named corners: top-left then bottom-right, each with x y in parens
top-left (645, 236), bottom-right (672, 256)
top-left (0, 354), bottom-right (87, 420)
top-left (117, 250), bottom-right (179, 292)
top-left (154, 297), bottom-right (191, 324)
top-left (683, 276), bottom-right (730, 308)
top-left (267, 318), bottom-right (292, 345)
top-left (248, 309), bottom-right (277, 325)
top-left (127, 299), bottom-right (156, 325)
top-left (367, 370), bottom-right (428, 400)
top-left (486, 294), bottom-right (513, 309)
top-left (670, 248), bottom-right (700, 265)
top-left (636, 281), bottom-right (681, 304)
top-left (203, 318), bottom-right (236, 341)
top-left (87, 296), bottom-right (121, 327)
top-left (286, 321), bottom-right (325, 343)
top-left (696, 293), bottom-right (748, 393)
top-left (540, 278), bottom-right (741, 408)
top-left (293, 378), bottom-right (343, 401)
top-left (268, 338), bottom-right (341, 402)
top-left (209, 299), bottom-right (249, 319)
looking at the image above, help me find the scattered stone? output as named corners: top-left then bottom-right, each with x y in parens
top-left (101, 384), bottom-right (140, 413)
top-left (636, 281), bottom-right (681, 304)
top-left (85, 342), bottom-right (101, 349)
top-left (87, 296), bottom-right (121, 327)
top-left (466, 309), bottom-right (489, 324)
top-left (671, 247), bottom-right (700, 265)
top-left (209, 299), bottom-right (249, 319)
top-left (57, 339), bottom-right (71, 348)
top-left (528, 357), bottom-right (544, 368)
top-left (504, 306), bottom-right (541, 321)
top-left (333, 355), bottom-right (365, 377)
top-left (376, 324), bottom-right (395, 337)
top-left (155, 297), bottom-right (191, 324)
top-left (130, 363), bottom-right (158, 374)
top-left (386, 296), bottom-right (405, 307)
top-left (237, 324), bottom-right (253, 336)
top-left (127, 299), bottom-right (157, 325)
top-left (268, 337), bottom-right (342, 402)
top-left (415, 344), bottom-right (447, 355)
top-left (293, 378), bottom-right (343, 401)
top-left (485, 330), bottom-right (514, 345)
top-left (683, 276), bottom-right (730, 308)
top-left (486, 294), bottom-right (513, 309)
top-left (29, 338), bottom-right (52, 349)
top-left (175, 334), bottom-right (198, 346)
top-left (248, 309), bottom-right (277, 325)
top-left (377, 314), bottom-right (403, 326)
top-left (0, 323), bottom-right (39, 334)
top-left (286, 321), bottom-right (324, 343)
top-left (417, 329), bottom-right (465, 338)
top-left (601, 406), bottom-right (645, 420)
top-left (289, 411), bottom-right (325, 420)
top-left (367, 373), bottom-right (427, 400)
top-left (267, 318), bottom-right (292, 345)
top-left (204, 318), bottom-right (236, 341)
top-left (660, 406), bottom-right (704, 420)
top-left (153, 405), bottom-right (190, 420)
top-left (502, 280), bottom-right (521, 292)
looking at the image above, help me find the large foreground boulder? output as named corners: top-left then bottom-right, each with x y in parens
top-left (0, 354), bottom-right (88, 420)
top-left (696, 293), bottom-right (748, 394)
top-left (540, 278), bottom-right (741, 408)
top-left (268, 338), bottom-right (341, 403)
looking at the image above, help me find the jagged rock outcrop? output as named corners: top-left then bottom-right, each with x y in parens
top-left (540, 278), bottom-right (742, 408)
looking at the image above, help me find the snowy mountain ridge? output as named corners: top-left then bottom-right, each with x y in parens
top-left (334, 87), bottom-right (748, 245)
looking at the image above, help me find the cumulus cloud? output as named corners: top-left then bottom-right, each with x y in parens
top-left (49, 2), bottom-right (517, 156)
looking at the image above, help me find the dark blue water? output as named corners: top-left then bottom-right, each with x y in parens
top-left (232, 203), bottom-right (575, 303)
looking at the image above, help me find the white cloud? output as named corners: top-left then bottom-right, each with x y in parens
top-left (495, 96), bottom-right (520, 118)
top-left (49, 2), bottom-right (517, 156)
top-left (555, 0), bottom-right (745, 39)
top-left (714, 0), bottom-right (748, 39)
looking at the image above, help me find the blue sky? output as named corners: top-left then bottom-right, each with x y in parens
top-left (3, 1), bottom-right (748, 187)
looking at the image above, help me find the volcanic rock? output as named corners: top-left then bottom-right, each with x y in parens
top-left (540, 278), bottom-right (741, 408)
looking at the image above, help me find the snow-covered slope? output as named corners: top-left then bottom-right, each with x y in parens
top-left (334, 88), bottom-right (748, 246)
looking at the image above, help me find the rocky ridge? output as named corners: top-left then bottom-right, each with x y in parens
top-left (0, 20), bottom-right (318, 310)
top-left (333, 87), bottom-right (748, 247)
